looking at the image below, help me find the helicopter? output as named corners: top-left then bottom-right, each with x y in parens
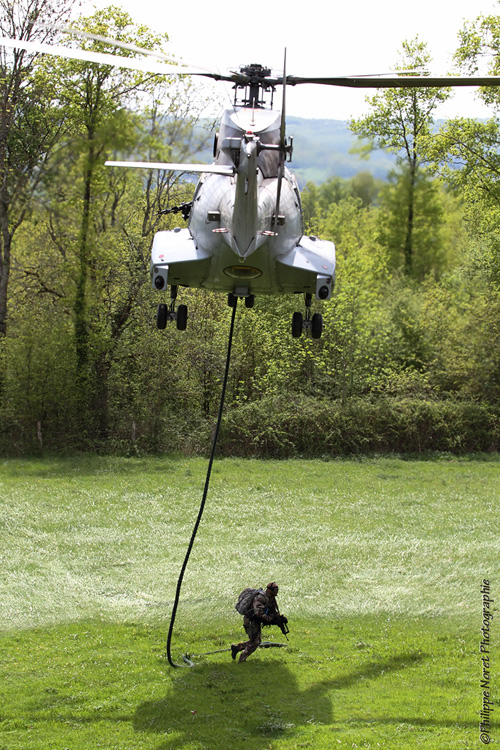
top-left (2, 33), bottom-right (500, 339)
top-left (106, 53), bottom-right (337, 339)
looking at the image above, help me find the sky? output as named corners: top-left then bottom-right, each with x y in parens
top-left (88, 0), bottom-right (500, 120)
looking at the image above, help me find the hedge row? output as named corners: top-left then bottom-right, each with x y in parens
top-left (1, 396), bottom-right (498, 457)
top-left (217, 396), bottom-right (500, 458)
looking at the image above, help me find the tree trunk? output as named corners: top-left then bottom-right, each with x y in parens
top-left (74, 159), bottom-right (92, 377)
top-left (403, 161), bottom-right (417, 275)
top-left (0, 213), bottom-right (11, 338)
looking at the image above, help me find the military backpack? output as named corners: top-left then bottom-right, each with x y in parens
top-left (235, 587), bottom-right (263, 616)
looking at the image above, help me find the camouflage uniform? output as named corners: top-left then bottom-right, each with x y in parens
top-left (234, 588), bottom-right (278, 662)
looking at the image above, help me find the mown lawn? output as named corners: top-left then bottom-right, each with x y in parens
top-left (0, 455), bottom-right (498, 748)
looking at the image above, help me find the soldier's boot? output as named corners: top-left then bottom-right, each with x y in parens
top-left (238, 650), bottom-right (250, 662)
top-left (231, 644), bottom-right (240, 660)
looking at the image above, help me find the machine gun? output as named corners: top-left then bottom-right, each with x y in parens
top-left (275, 614), bottom-right (289, 639)
top-left (159, 201), bottom-right (193, 221)
top-left (273, 598), bottom-right (289, 640)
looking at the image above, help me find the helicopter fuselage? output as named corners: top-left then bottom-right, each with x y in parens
top-left (151, 106), bottom-right (335, 301)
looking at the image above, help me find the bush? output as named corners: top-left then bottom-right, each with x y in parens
top-left (218, 396), bottom-right (500, 457)
top-left (2, 390), bottom-right (498, 458)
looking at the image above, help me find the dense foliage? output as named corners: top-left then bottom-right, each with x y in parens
top-left (1, 9), bottom-right (500, 456)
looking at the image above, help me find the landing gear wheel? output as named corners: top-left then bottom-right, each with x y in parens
top-left (157, 303), bottom-right (167, 330)
top-left (292, 311), bottom-right (303, 338)
top-left (311, 312), bottom-right (323, 339)
top-left (245, 294), bottom-right (255, 309)
top-left (176, 304), bottom-right (188, 331)
top-left (228, 293), bottom-right (237, 308)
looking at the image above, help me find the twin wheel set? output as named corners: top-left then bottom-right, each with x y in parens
top-left (292, 292), bottom-right (323, 339)
top-left (156, 286), bottom-right (323, 338)
top-left (155, 284), bottom-right (191, 331)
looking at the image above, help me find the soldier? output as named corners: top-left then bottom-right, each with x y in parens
top-left (231, 582), bottom-right (286, 662)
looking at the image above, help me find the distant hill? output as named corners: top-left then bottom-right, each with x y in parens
top-left (286, 117), bottom-right (395, 186)
top-left (191, 116), bottom-right (473, 186)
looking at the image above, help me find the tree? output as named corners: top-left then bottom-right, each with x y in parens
top-left (429, 13), bottom-right (500, 285)
top-left (350, 38), bottom-right (451, 275)
top-left (454, 10), bottom-right (500, 108)
top-left (318, 197), bottom-right (393, 402)
top-left (0, 0), bottom-right (74, 339)
top-left (422, 12), bottom-right (500, 405)
top-left (4, 7), bottom-right (217, 446)
top-left (301, 172), bottom-right (382, 235)
top-left (40, 9), bottom-right (168, 386)
top-left (376, 167), bottom-right (463, 278)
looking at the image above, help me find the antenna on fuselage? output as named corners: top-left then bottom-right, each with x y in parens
top-left (273, 50), bottom-right (288, 230)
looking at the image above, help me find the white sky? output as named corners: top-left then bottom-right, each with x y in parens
top-left (89, 0), bottom-right (500, 120)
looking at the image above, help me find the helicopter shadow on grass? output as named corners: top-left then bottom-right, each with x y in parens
top-left (133, 651), bottom-right (426, 749)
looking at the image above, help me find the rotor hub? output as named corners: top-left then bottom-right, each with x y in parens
top-left (234, 63), bottom-right (276, 108)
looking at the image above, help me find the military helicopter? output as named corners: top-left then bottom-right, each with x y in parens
top-left (143, 59), bottom-right (336, 340)
top-left (2, 32), bottom-right (500, 338)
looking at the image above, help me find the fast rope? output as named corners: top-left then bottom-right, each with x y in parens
top-left (181, 642), bottom-right (287, 667)
top-left (166, 299), bottom-right (238, 668)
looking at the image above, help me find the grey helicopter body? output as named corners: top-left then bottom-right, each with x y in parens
top-left (151, 102), bottom-right (334, 305)
top-left (3, 33), bottom-right (500, 337)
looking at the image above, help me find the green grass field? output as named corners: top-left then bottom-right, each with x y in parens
top-left (1, 455), bottom-right (498, 749)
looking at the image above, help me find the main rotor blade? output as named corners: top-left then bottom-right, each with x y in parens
top-left (8, 34), bottom-right (499, 92)
top-left (105, 160), bottom-right (234, 175)
top-left (50, 26), bottom-right (218, 75)
top-left (0, 36), bottom-right (237, 80)
top-left (285, 74), bottom-right (500, 88)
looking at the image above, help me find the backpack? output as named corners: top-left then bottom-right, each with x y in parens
top-left (235, 587), bottom-right (263, 616)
